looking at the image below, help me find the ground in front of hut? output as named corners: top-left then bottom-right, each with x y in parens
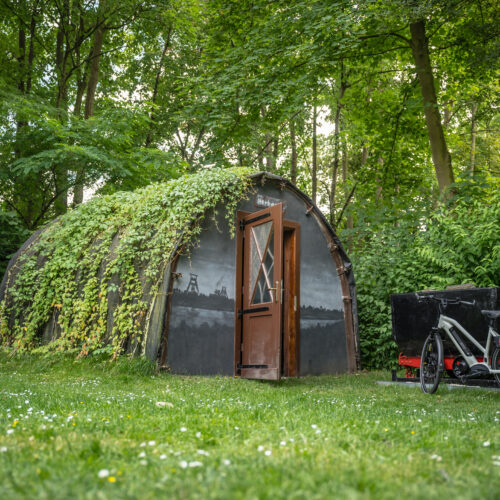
top-left (0, 353), bottom-right (498, 499)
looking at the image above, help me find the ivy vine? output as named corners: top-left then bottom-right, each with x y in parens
top-left (0, 167), bottom-right (253, 358)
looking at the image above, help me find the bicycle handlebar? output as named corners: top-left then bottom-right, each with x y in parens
top-left (415, 293), bottom-right (476, 308)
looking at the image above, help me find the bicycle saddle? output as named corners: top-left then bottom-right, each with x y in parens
top-left (480, 310), bottom-right (500, 320)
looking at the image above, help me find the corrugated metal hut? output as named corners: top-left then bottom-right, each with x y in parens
top-left (0, 168), bottom-right (359, 380)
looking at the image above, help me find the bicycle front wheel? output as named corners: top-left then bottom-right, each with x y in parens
top-left (420, 332), bottom-right (443, 394)
top-left (492, 347), bottom-right (500, 387)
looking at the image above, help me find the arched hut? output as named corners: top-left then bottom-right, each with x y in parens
top-left (0, 168), bottom-right (359, 379)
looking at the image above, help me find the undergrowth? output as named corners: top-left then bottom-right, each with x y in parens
top-left (348, 180), bottom-right (500, 369)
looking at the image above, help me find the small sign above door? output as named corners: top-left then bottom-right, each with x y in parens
top-left (255, 194), bottom-right (286, 210)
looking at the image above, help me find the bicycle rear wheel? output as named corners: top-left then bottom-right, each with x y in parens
top-left (492, 348), bottom-right (500, 387)
top-left (420, 332), bottom-right (443, 394)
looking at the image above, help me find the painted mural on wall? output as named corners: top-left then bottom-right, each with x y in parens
top-left (166, 212), bottom-right (236, 375)
top-left (167, 182), bottom-right (349, 376)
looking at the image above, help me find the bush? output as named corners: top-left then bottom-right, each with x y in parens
top-left (347, 183), bottom-right (500, 369)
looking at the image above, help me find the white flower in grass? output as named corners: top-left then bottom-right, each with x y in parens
top-left (0, 446), bottom-right (7, 452)
top-left (222, 459), bottom-right (231, 466)
top-left (311, 424), bottom-right (317, 429)
top-left (265, 450), bottom-right (272, 456)
top-left (160, 454), bottom-right (167, 460)
top-left (280, 441), bottom-right (286, 446)
top-left (140, 442), bottom-right (146, 447)
top-left (430, 454), bottom-right (442, 462)
top-left (483, 441), bottom-right (491, 447)
top-left (197, 450), bottom-right (209, 456)
top-left (180, 427), bottom-right (187, 432)
top-left (139, 451), bottom-right (146, 458)
top-left (98, 469), bottom-right (110, 478)
top-left (6, 429), bottom-right (14, 435)
top-left (179, 461), bottom-right (188, 469)
top-left (195, 432), bottom-right (202, 438)
top-left (140, 460), bottom-right (147, 466)
top-left (189, 461), bottom-right (203, 467)
top-left (257, 445), bottom-right (264, 452)
top-left (148, 441), bottom-right (156, 446)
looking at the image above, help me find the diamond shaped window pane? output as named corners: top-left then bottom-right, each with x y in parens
top-left (251, 227), bottom-right (274, 304)
top-left (249, 221), bottom-right (271, 298)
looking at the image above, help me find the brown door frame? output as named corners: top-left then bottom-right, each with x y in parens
top-left (234, 212), bottom-right (300, 377)
top-left (282, 221), bottom-right (300, 377)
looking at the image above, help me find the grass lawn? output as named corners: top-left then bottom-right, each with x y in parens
top-left (0, 354), bottom-right (498, 499)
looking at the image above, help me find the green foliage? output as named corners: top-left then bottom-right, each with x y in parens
top-left (0, 167), bottom-right (253, 358)
top-left (347, 180), bottom-right (500, 369)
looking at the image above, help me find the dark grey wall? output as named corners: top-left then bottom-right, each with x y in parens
top-left (166, 179), bottom-right (347, 376)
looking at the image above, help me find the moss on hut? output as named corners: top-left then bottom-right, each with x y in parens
top-left (0, 167), bottom-right (253, 357)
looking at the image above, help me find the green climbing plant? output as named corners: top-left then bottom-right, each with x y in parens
top-left (0, 167), bottom-right (253, 358)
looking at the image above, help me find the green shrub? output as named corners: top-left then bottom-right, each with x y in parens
top-left (347, 181), bottom-right (500, 369)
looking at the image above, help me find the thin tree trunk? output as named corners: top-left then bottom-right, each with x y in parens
top-left (376, 158), bottom-right (384, 201)
top-left (469, 102), bottom-right (477, 175)
top-left (17, 23), bottom-right (26, 94)
top-left (74, 10), bottom-right (106, 206)
top-left (410, 20), bottom-right (454, 193)
top-left (312, 105), bottom-right (317, 204)
top-left (145, 26), bottom-right (172, 147)
top-left (26, 14), bottom-right (36, 92)
top-left (329, 67), bottom-right (346, 226)
top-left (290, 120), bottom-right (297, 184)
top-left (15, 22), bottom-right (26, 152)
top-left (55, 23), bottom-right (67, 110)
top-left (53, 7), bottom-right (70, 215)
top-left (73, 15), bottom-right (88, 118)
top-left (84, 21), bottom-right (105, 119)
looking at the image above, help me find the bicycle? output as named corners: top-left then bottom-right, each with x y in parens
top-left (417, 294), bottom-right (500, 393)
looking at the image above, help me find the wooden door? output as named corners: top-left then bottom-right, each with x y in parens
top-left (239, 203), bottom-right (283, 380)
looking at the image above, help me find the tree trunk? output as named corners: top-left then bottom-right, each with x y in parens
top-left (469, 102), bottom-right (477, 175)
top-left (73, 12), bottom-right (106, 206)
top-left (312, 105), bottom-right (317, 204)
top-left (15, 22), bottom-right (27, 151)
top-left (55, 22), bottom-right (67, 110)
top-left (329, 69), bottom-right (346, 226)
top-left (145, 26), bottom-right (172, 147)
top-left (290, 120), bottom-right (297, 184)
top-left (26, 14), bottom-right (36, 93)
top-left (17, 23), bottom-right (26, 94)
top-left (410, 20), bottom-right (454, 193)
top-left (84, 22), bottom-right (105, 119)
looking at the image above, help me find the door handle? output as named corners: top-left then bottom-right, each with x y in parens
top-left (268, 281), bottom-right (280, 303)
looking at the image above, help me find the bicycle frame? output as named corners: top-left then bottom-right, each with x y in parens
top-left (438, 314), bottom-right (500, 374)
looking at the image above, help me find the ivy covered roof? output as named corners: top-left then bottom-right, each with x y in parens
top-left (0, 167), bottom-right (253, 357)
